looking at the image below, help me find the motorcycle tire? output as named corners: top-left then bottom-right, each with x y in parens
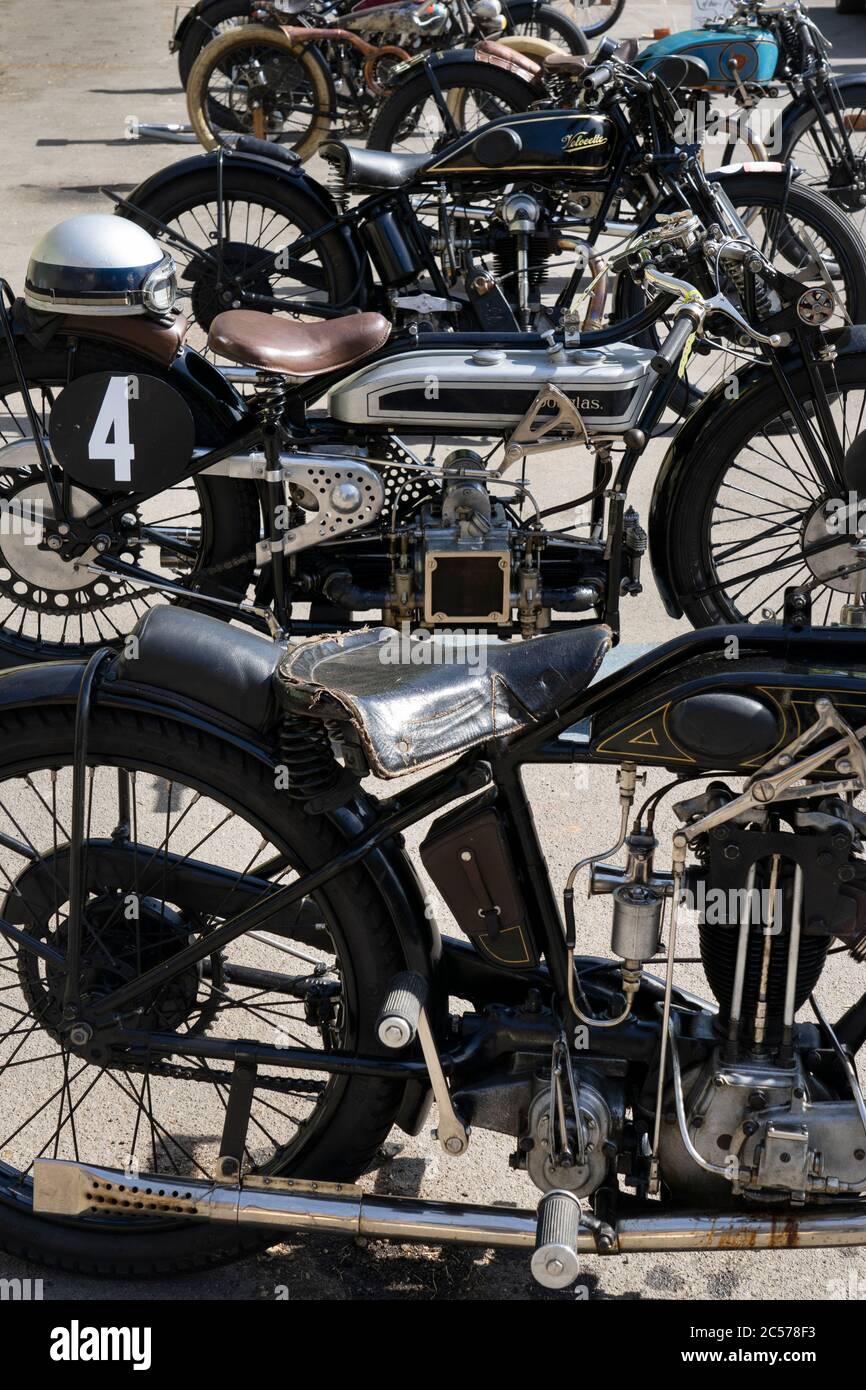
top-left (0, 702), bottom-right (405, 1274)
top-left (367, 57), bottom-right (535, 153)
top-left (502, 1), bottom-right (589, 54)
top-left (185, 24), bottom-right (332, 158)
top-left (178, 0), bottom-right (258, 87)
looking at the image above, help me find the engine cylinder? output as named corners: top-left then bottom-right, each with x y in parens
top-left (699, 921), bottom-right (827, 1047)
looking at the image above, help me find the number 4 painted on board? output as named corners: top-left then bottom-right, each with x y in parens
top-left (88, 376), bottom-right (135, 482)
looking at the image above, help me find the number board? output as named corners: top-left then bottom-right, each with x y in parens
top-left (49, 372), bottom-right (196, 495)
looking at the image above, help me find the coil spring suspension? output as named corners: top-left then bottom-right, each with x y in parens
top-left (725, 256), bottom-right (773, 321)
top-left (777, 14), bottom-right (803, 70)
top-left (254, 372), bottom-right (289, 425)
top-left (279, 714), bottom-right (341, 802)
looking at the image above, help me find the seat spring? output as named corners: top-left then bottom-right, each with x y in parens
top-left (254, 373), bottom-right (289, 424)
top-left (279, 714), bottom-right (340, 801)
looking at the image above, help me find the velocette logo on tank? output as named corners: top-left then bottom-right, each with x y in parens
top-left (561, 131), bottom-right (608, 154)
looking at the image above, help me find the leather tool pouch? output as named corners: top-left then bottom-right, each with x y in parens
top-left (420, 797), bottom-right (538, 969)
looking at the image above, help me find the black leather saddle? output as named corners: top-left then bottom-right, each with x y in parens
top-left (278, 625), bottom-right (612, 777)
top-left (320, 141), bottom-right (431, 192)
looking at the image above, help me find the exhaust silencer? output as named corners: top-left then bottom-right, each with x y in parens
top-left (33, 1159), bottom-right (866, 1287)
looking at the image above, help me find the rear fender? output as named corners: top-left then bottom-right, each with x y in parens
top-left (120, 148), bottom-right (341, 221)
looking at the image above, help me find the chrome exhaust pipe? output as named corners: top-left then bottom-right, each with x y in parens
top-left (33, 1160), bottom-right (535, 1248)
top-left (33, 1159), bottom-right (866, 1268)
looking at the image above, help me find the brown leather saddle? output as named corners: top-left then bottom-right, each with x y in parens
top-left (208, 309), bottom-right (391, 377)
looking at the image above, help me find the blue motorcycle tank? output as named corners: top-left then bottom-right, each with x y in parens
top-left (636, 26), bottom-right (780, 91)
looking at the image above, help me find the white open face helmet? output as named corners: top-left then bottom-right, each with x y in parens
top-left (24, 214), bottom-right (176, 317)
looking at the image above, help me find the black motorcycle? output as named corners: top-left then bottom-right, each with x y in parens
top-left (2, 222), bottom-right (866, 665)
top-left (113, 44), bottom-right (866, 415)
top-left (4, 582), bottom-right (866, 1284)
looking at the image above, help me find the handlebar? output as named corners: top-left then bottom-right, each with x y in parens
top-left (583, 63), bottom-right (613, 91)
top-left (649, 310), bottom-right (702, 377)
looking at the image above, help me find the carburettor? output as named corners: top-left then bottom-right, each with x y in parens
top-left (385, 448), bottom-right (550, 634)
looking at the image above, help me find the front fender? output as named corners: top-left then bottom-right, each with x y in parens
top-left (170, 0), bottom-right (207, 52)
top-left (0, 656), bottom-right (440, 1131)
top-left (648, 324), bottom-right (866, 617)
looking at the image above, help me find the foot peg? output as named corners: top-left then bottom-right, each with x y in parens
top-left (531, 1189), bottom-right (582, 1290)
top-left (377, 971), bottom-right (427, 1049)
top-left (377, 971), bottom-right (469, 1157)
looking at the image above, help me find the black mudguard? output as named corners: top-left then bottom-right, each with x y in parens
top-left (120, 147), bottom-right (340, 221)
top-left (0, 657), bottom-right (439, 1133)
top-left (170, 0), bottom-right (207, 51)
top-left (648, 324), bottom-right (866, 618)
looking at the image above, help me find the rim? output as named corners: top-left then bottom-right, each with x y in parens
top-left (0, 380), bottom-right (230, 659)
top-left (0, 746), bottom-right (358, 1224)
top-left (201, 38), bottom-right (320, 146)
top-left (700, 378), bottom-right (866, 623)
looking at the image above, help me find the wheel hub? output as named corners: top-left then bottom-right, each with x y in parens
top-left (827, 159), bottom-right (866, 215)
top-left (0, 451), bottom-right (141, 615)
top-left (802, 499), bottom-right (864, 593)
top-left (186, 240), bottom-right (275, 331)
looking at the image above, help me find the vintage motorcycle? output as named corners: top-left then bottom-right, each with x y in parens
top-left (171, 0), bottom-right (589, 89)
top-left (7, 573), bottom-right (866, 1283)
top-left (634, 0), bottom-right (866, 238)
top-left (114, 44), bottom-right (866, 396)
top-left (182, 0), bottom-right (586, 155)
top-left (3, 202), bottom-right (866, 665)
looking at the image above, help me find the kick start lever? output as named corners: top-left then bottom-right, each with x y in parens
top-left (377, 972), bottom-right (469, 1156)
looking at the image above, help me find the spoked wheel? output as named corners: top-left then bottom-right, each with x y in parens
top-left (0, 704), bottom-right (404, 1275)
top-left (617, 176), bottom-right (866, 414)
top-left (501, 1), bottom-right (589, 54)
top-left (0, 342), bottom-right (259, 663)
top-left (665, 353), bottom-right (866, 627)
top-left (782, 80), bottom-right (866, 244)
top-left (571, 0), bottom-right (625, 38)
top-left (120, 167), bottom-right (361, 356)
top-left (186, 25), bottom-right (332, 158)
top-left (367, 59), bottom-right (534, 155)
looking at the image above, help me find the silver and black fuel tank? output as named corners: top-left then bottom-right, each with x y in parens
top-left (328, 343), bottom-right (655, 435)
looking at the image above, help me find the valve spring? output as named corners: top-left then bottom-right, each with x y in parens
top-left (278, 714), bottom-right (340, 801)
top-left (725, 256), bottom-right (773, 320)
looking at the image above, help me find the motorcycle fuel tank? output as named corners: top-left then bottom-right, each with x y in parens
top-left (328, 343), bottom-right (656, 435)
top-left (423, 110), bottom-right (617, 180)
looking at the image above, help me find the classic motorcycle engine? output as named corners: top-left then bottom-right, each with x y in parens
top-left (657, 783), bottom-right (866, 1204)
top-left (392, 450), bottom-right (514, 629)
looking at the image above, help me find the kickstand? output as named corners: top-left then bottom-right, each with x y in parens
top-left (217, 1058), bottom-right (258, 1182)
